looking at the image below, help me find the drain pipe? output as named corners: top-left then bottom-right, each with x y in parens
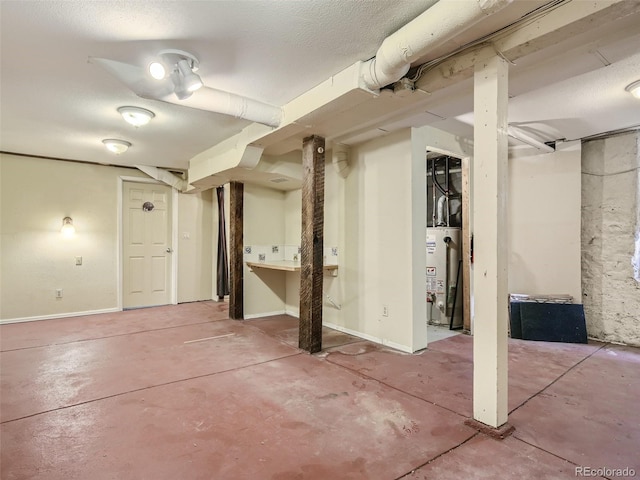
top-left (361, 0), bottom-right (513, 90)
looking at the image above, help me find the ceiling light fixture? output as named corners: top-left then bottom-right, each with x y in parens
top-left (118, 106), bottom-right (155, 127)
top-left (148, 61), bottom-right (166, 80)
top-left (102, 139), bottom-right (131, 154)
top-left (625, 80), bottom-right (640, 99)
top-left (177, 59), bottom-right (203, 92)
top-left (149, 49), bottom-right (203, 100)
top-left (170, 71), bottom-right (193, 100)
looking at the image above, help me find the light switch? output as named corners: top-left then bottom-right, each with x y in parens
top-left (75, 256), bottom-right (82, 266)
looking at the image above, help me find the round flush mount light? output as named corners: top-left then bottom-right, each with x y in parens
top-left (625, 80), bottom-right (640, 99)
top-left (102, 139), bottom-right (131, 154)
top-left (118, 106), bottom-right (155, 127)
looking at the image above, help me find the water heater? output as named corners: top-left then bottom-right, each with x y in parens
top-left (427, 227), bottom-right (462, 326)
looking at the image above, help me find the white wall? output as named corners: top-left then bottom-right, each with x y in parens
top-left (507, 141), bottom-right (582, 301)
top-left (242, 183), bottom-right (286, 317)
top-left (338, 129), bottom-right (420, 352)
top-left (178, 189), bottom-right (214, 303)
top-left (239, 126), bottom-right (586, 353)
top-left (284, 189), bottom-right (301, 317)
top-left (582, 131), bottom-right (639, 346)
top-left (282, 152), bottom-right (343, 321)
top-left (249, 132), bottom-right (421, 351)
top-left (0, 154), bottom-right (214, 321)
top-left (321, 150), bottom-right (344, 327)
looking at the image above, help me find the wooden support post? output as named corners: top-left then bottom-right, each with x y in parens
top-left (299, 135), bottom-right (325, 353)
top-left (472, 50), bottom-right (509, 429)
top-left (229, 182), bottom-right (244, 320)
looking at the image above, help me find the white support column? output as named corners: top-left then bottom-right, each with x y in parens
top-left (472, 50), bottom-right (509, 428)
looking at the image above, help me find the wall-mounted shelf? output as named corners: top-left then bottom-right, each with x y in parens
top-left (246, 261), bottom-right (338, 276)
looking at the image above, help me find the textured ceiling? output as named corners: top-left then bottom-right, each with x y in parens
top-left (1, 0), bottom-right (639, 172)
top-left (0, 0), bottom-right (436, 169)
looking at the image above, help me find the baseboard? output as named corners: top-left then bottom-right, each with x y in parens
top-left (243, 310), bottom-right (287, 320)
top-left (323, 321), bottom-right (414, 353)
top-left (1, 307), bottom-right (122, 325)
top-left (285, 308), bottom-right (300, 318)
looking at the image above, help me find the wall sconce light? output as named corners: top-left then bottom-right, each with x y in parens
top-left (625, 80), bottom-right (640, 99)
top-left (61, 217), bottom-right (76, 237)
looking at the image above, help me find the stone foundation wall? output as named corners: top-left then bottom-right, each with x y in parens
top-left (581, 131), bottom-right (640, 346)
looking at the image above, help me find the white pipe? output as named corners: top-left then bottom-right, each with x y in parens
top-left (361, 0), bottom-right (513, 90)
top-left (135, 164), bottom-right (189, 192)
top-left (437, 195), bottom-right (447, 226)
top-left (166, 86), bottom-right (283, 128)
top-left (507, 126), bottom-right (555, 153)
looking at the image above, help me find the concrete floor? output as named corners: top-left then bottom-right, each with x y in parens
top-left (1, 301), bottom-right (638, 479)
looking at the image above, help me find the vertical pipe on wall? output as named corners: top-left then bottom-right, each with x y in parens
top-left (446, 156), bottom-right (450, 227)
top-left (431, 158), bottom-right (437, 228)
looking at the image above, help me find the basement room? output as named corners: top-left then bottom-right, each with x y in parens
top-left (1, 1), bottom-right (639, 479)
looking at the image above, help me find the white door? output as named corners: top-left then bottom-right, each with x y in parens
top-left (123, 181), bottom-right (173, 308)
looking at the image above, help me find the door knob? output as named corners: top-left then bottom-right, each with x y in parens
top-left (166, 247), bottom-right (173, 253)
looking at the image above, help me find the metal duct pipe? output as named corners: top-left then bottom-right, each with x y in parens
top-left (360, 0), bottom-right (513, 90)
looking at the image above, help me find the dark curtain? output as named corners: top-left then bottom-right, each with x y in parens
top-left (216, 186), bottom-right (230, 299)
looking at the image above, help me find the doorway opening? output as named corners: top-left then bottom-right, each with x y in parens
top-left (426, 151), bottom-right (468, 332)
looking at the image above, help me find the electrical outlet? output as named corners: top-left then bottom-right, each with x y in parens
top-left (55, 289), bottom-right (63, 298)
top-left (382, 305), bottom-right (389, 317)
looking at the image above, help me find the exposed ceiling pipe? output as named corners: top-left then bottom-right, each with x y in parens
top-left (135, 164), bottom-right (191, 192)
top-left (162, 86), bottom-right (282, 128)
top-left (360, 0), bottom-right (513, 90)
top-left (507, 126), bottom-right (555, 153)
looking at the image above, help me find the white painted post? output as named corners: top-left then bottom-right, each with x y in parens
top-left (472, 50), bottom-right (509, 428)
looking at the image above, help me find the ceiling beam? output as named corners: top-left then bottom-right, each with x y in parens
top-left (416, 0), bottom-right (638, 93)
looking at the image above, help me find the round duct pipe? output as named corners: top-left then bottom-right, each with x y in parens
top-left (361, 0), bottom-right (513, 90)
